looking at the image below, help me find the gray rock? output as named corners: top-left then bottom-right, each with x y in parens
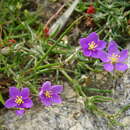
top-left (122, 116), bottom-right (130, 126)
top-left (69, 123), bottom-right (84, 130)
top-left (62, 82), bottom-right (76, 99)
top-left (0, 98), bottom-right (94, 130)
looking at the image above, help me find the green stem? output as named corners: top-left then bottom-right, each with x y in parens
top-left (118, 104), bottom-right (130, 114)
top-left (36, 63), bottom-right (63, 70)
top-left (60, 70), bottom-right (86, 97)
top-left (34, 15), bottom-right (84, 68)
top-left (85, 88), bottom-right (112, 93)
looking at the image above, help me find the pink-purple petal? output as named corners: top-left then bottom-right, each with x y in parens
top-left (115, 63), bottom-right (128, 72)
top-left (108, 40), bottom-right (118, 48)
top-left (87, 32), bottom-right (98, 41)
top-left (15, 110), bottom-right (25, 116)
top-left (21, 88), bottom-right (30, 99)
top-left (9, 87), bottom-right (20, 97)
top-left (79, 38), bottom-right (89, 49)
top-left (51, 94), bottom-right (62, 104)
top-left (41, 96), bottom-right (52, 106)
top-left (83, 50), bottom-right (92, 57)
top-left (104, 63), bottom-right (114, 72)
top-left (118, 49), bottom-right (128, 62)
top-left (91, 50), bottom-right (99, 58)
top-left (5, 98), bottom-right (17, 108)
top-left (51, 85), bottom-right (63, 94)
top-left (41, 81), bottom-right (51, 91)
top-left (39, 90), bottom-right (43, 96)
top-left (108, 41), bottom-right (119, 54)
top-left (97, 40), bottom-right (107, 49)
top-left (22, 98), bottom-right (33, 108)
top-left (98, 51), bottom-right (110, 62)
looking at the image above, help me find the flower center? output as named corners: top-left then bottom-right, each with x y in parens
top-left (44, 91), bottom-right (52, 98)
top-left (15, 96), bottom-right (24, 105)
top-left (88, 41), bottom-right (97, 50)
top-left (109, 53), bottom-right (120, 63)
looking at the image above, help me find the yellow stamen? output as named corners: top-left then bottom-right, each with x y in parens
top-left (109, 53), bottom-right (120, 63)
top-left (15, 96), bottom-right (24, 105)
top-left (88, 41), bottom-right (97, 50)
top-left (45, 91), bottom-right (52, 98)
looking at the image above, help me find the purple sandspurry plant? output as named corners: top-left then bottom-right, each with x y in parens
top-left (99, 41), bottom-right (128, 72)
top-left (5, 87), bottom-right (33, 116)
top-left (79, 32), bottom-right (106, 58)
top-left (39, 81), bottom-right (63, 106)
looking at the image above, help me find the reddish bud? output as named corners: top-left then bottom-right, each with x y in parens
top-left (8, 39), bottom-right (16, 43)
top-left (43, 27), bottom-right (49, 37)
top-left (128, 19), bottom-right (130, 25)
top-left (86, 5), bottom-right (96, 14)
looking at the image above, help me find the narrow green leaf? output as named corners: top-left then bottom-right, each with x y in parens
top-left (0, 92), bottom-right (4, 105)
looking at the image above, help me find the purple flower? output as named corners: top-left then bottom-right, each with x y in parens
top-left (79, 32), bottom-right (106, 58)
top-left (5, 87), bottom-right (33, 116)
top-left (39, 81), bottom-right (63, 106)
top-left (99, 41), bottom-right (128, 72)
